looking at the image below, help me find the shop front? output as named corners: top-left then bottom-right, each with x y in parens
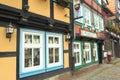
top-left (74, 24), bottom-right (105, 69)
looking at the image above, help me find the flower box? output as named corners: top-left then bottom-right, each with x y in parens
top-left (55, 0), bottom-right (72, 7)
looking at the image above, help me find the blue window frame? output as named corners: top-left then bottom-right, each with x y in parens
top-left (19, 28), bottom-right (45, 78)
top-left (46, 32), bottom-right (63, 71)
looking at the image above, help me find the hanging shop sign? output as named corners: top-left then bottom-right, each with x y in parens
top-left (80, 30), bottom-right (97, 38)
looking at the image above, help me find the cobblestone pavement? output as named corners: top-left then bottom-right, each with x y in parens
top-left (69, 58), bottom-right (120, 80)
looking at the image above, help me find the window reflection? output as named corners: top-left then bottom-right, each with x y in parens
top-left (24, 48), bottom-right (32, 68)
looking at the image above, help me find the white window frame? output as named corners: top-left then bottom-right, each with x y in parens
top-left (46, 32), bottom-right (63, 71)
top-left (83, 7), bottom-right (91, 26)
top-left (22, 32), bottom-right (44, 72)
top-left (73, 42), bottom-right (82, 66)
top-left (84, 42), bottom-right (91, 63)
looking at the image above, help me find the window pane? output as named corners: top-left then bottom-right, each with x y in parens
top-left (77, 52), bottom-right (80, 63)
top-left (74, 52), bottom-right (77, 63)
top-left (33, 35), bottom-right (40, 44)
top-left (85, 51), bottom-right (87, 61)
top-left (55, 48), bottom-right (59, 62)
top-left (48, 37), bottom-right (53, 44)
top-left (49, 48), bottom-right (54, 63)
top-left (25, 34), bottom-right (32, 44)
top-left (88, 51), bottom-right (90, 60)
top-left (54, 37), bottom-right (59, 44)
top-left (33, 48), bottom-right (40, 66)
top-left (77, 44), bottom-right (79, 49)
top-left (24, 48), bottom-right (32, 68)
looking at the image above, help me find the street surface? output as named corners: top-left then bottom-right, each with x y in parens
top-left (69, 58), bottom-right (120, 80)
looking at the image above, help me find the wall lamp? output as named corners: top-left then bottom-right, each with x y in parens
top-left (6, 22), bottom-right (14, 41)
top-left (65, 32), bottom-right (71, 43)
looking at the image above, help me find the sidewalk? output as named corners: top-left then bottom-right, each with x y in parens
top-left (68, 58), bottom-right (120, 80)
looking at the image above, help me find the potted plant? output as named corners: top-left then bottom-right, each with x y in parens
top-left (56, 0), bottom-right (72, 7)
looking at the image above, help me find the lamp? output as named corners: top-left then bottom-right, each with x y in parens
top-left (65, 32), bottom-right (71, 43)
top-left (6, 22), bottom-right (14, 41)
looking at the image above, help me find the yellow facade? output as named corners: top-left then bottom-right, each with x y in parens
top-left (64, 53), bottom-right (69, 68)
top-left (64, 35), bottom-right (69, 68)
top-left (0, 57), bottom-right (16, 80)
top-left (108, 0), bottom-right (116, 14)
top-left (0, 0), bottom-right (22, 9)
top-left (0, 27), bottom-right (17, 52)
top-left (29, 0), bottom-right (50, 17)
top-left (28, 0), bottom-right (70, 23)
top-left (54, 3), bottom-right (70, 23)
top-left (64, 35), bottom-right (69, 50)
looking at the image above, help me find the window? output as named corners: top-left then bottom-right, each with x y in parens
top-left (118, 0), bottom-right (120, 10)
top-left (94, 13), bottom-right (99, 30)
top-left (46, 32), bottom-right (63, 71)
top-left (73, 42), bottom-right (82, 66)
top-left (73, 1), bottom-right (83, 24)
top-left (83, 7), bottom-right (91, 26)
top-left (99, 17), bottom-right (104, 31)
top-left (20, 29), bottom-right (63, 78)
top-left (93, 43), bottom-right (98, 62)
top-left (20, 28), bottom-right (45, 78)
top-left (97, 0), bottom-right (102, 5)
top-left (83, 42), bottom-right (91, 63)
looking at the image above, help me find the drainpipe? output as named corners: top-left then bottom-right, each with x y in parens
top-left (69, 2), bottom-right (75, 72)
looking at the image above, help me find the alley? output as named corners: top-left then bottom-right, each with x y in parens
top-left (70, 58), bottom-right (120, 80)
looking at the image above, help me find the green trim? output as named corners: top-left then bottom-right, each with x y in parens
top-left (94, 0), bottom-right (102, 7)
top-left (75, 21), bottom-right (85, 26)
top-left (75, 65), bottom-right (83, 70)
top-left (85, 62), bottom-right (92, 66)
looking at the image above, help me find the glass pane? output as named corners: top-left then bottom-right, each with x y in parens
top-left (49, 48), bottom-right (54, 63)
top-left (48, 37), bottom-right (53, 44)
top-left (74, 52), bottom-right (77, 63)
top-left (54, 37), bottom-right (59, 44)
top-left (77, 52), bottom-right (80, 63)
top-left (33, 35), bottom-right (40, 44)
top-left (55, 48), bottom-right (59, 62)
top-left (74, 44), bottom-right (76, 49)
top-left (24, 48), bottom-right (32, 68)
top-left (24, 34), bottom-right (32, 44)
top-left (77, 44), bottom-right (79, 49)
top-left (85, 51), bottom-right (87, 61)
top-left (74, 44), bottom-right (77, 49)
top-left (33, 48), bottom-right (40, 66)
top-left (88, 51), bottom-right (90, 60)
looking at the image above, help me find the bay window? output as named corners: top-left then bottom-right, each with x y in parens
top-left (99, 17), bottom-right (104, 31)
top-left (94, 13), bottom-right (99, 30)
top-left (83, 7), bottom-right (91, 26)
